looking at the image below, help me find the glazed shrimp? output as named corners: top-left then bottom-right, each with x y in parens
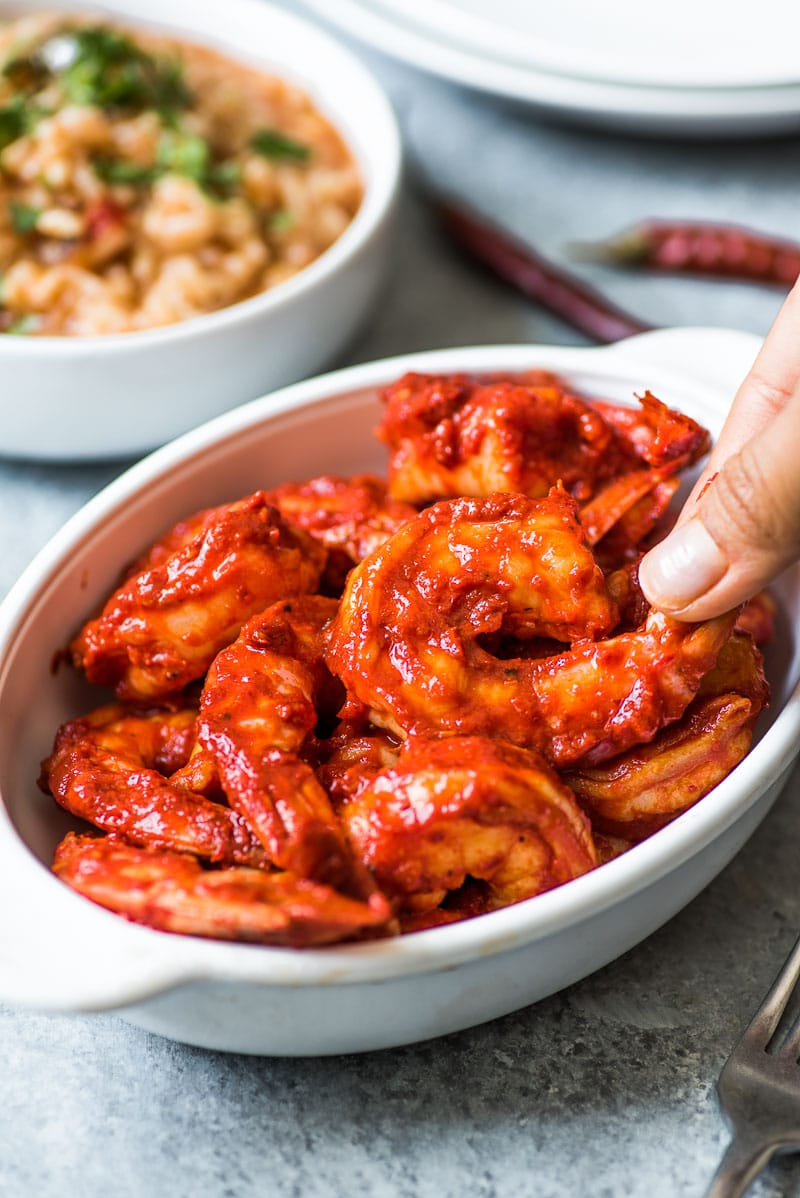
top-left (327, 490), bottom-right (736, 768)
top-left (197, 596), bottom-right (388, 907)
top-left (378, 374), bottom-right (708, 564)
top-left (378, 373), bottom-right (709, 505)
top-left (378, 372), bottom-right (629, 505)
top-left (71, 492), bottom-right (326, 702)
top-left (127, 474), bottom-right (416, 592)
top-left (339, 736), bottom-right (597, 916)
top-left (41, 704), bottom-right (267, 867)
top-left (565, 633), bottom-right (768, 837)
top-left (590, 392), bottom-right (712, 468)
top-left (265, 474), bottom-right (418, 590)
top-left (54, 834), bottom-right (391, 947)
top-left (316, 721), bottom-right (401, 807)
top-left (123, 500), bottom-right (234, 576)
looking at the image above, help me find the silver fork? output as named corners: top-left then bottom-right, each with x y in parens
top-left (707, 932), bottom-right (800, 1196)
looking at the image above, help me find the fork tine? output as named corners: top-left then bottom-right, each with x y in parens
top-left (739, 932), bottom-right (800, 1048)
top-left (777, 1010), bottom-right (800, 1060)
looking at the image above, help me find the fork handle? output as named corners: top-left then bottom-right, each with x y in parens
top-left (706, 1135), bottom-right (777, 1198)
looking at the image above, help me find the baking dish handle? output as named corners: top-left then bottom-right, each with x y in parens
top-left (606, 325), bottom-right (763, 397)
top-left (0, 820), bottom-right (197, 1011)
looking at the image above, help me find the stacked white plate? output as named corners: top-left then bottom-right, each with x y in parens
top-left (302, 0), bottom-right (800, 136)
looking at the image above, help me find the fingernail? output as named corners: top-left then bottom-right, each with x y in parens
top-left (639, 519), bottom-right (728, 610)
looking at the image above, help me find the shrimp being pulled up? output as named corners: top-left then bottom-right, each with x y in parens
top-left (327, 489), bottom-right (735, 767)
top-left (54, 834), bottom-right (390, 947)
top-left (339, 736), bottom-right (597, 917)
top-left (378, 371), bottom-right (630, 504)
top-left (40, 704), bottom-right (268, 868)
top-left (378, 373), bottom-right (709, 564)
top-left (71, 492), bottom-right (326, 703)
top-left (379, 373), bottom-right (708, 499)
top-left (565, 633), bottom-right (769, 837)
top-left (196, 596), bottom-right (387, 907)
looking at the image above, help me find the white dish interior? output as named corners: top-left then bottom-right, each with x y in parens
top-left (1, 327), bottom-right (799, 1056)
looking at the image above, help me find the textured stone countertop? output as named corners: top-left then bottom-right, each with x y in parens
top-left (3, 7), bottom-right (800, 1196)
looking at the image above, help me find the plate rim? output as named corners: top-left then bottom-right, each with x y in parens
top-left (369, 0), bottom-right (800, 91)
top-left (300, 0), bottom-right (800, 132)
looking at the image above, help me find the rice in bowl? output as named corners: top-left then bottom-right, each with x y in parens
top-left (0, 12), bottom-right (364, 335)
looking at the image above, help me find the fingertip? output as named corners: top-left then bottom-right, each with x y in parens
top-left (639, 519), bottom-right (728, 615)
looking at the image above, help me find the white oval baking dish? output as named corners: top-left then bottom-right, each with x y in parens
top-left (1, 326), bottom-right (798, 1055)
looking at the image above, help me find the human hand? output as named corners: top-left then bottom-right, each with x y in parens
top-left (639, 279), bottom-right (800, 620)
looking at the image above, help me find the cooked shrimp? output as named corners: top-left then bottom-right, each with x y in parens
top-left (197, 596), bottom-right (386, 905)
top-left (327, 490), bottom-right (735, 767)
top-left (339, 736), bottom-right (597, 915)
top-left (573, 389), bottom-right (712, 557)
top-left (590, 392), bottom-right (712, 469)
top-left (41, 704), bottom-right (267, 867)
top-left (378, 372), bottom-right (630, 505)
top-left (378, 373), bottom-right (709, 507)
top-left (591, 477), bottom-right (680, 568)
top-left (736, 590), bottom-right (776, 645)
top-left (579, 469), bottom-right (679, 548)
top-left (54, 834), bottom-right (392, 947)
top-left (71, 491), bottom-right (326, 702)
top-left (565, 632), bottom-right (768, 837)
top-left (316, 721), bottom-right (401, 807)
top-left (565, 694), bottom-right (755, 840)
top-left (127, 474), bottom-right (416, 594)
top-left (696, 630), bottom-right (770, 706)
top-left (265, 474), bottom-right (418, 590)
top-left (123, 500), bottom-right (233, 577)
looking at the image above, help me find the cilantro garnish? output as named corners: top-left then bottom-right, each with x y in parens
top-left (5, 26), bottom-right (192, 119)
top-left (9, 200), bottom-right (40, 233)
top-left (268, 209), bottom-right (295, 232)
top-left (59, 28), bottom-right (191, 116)
top-left (93, 132), bottom-right (240, 198)
top-left (92, 158), bottom-right (158, 186)
top-left (0, 95), bottom-right (38, 151)
top-left (156, 129), bottom-right (209, 179)
top-left (250, 127), bottom-right (310, 162)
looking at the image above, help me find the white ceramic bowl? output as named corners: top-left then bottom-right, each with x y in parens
top-left (1, 327), bottom-right (798, 1057)
top-left (0, 0), bottom-right (401, 462)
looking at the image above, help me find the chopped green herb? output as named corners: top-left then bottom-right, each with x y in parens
top-left (4, 313), bottom-right (39, 334)
top-left (157, 129), bottom-right (209, 180)
top-left (92, 157), bottom-right (158, 186)
top-left (21, 26), bottom-right (193, 118)
top-left (93, 136), bottom-right (241, 198)
top-left (9, 200), bottom-right (40, 233)
top-left (204, 160), bottom-right (241, 196)
top-left (0, 95), bottom-right (36, 151)
top-left (250, 127), bottom-right (310, 162)
top-left (64, 29), bottom-right (191, 114)
top-left (157, 133), bottom-right (241, 197)
top-left (2, 52), bottom-right (50, 92)
top-left (268, 209), bottom-right (295, 233)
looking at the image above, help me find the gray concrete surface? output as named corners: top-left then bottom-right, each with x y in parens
top-left (3, 5), bottom-right (800, 1195)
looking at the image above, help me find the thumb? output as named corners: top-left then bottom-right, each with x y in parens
top-left (639, 393), bottom-right (800, 620)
